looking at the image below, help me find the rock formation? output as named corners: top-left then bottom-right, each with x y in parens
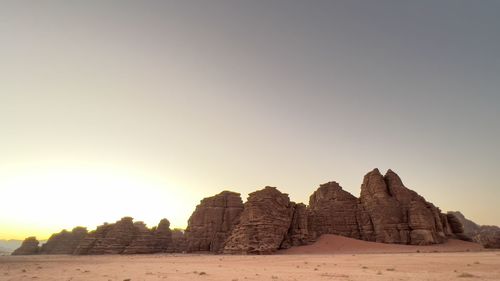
top-left (12, 168), bottom-right (476, 255)
top-left (185, 191), bottom-right (244, 253)
top-left (153, 219), bottom-right (174, 252)
top-left (121, 222), bottom-right (156, 254)
top-left (74, 217), bottom-right (174, 255)
top-left (280, 203), bottom-right (309, 248)
top-left (223, 186), bottom-right (296, 254)
top-left (307, 182), bottom-right (364, 240)
top-left (39, 227), bottom-right (88, 254)
top-left (122, 219), bottom-right (173, 254)
top-left (448, 211), bottom-right (500, 248)
top-left (12, 237), bottom-right (39, 255)
top-left (306, 169), bottom-right (467, 246)
top-left (357, 169), bottom-right (450, 245)
top-left (169, 229), bottom-right (187, 253)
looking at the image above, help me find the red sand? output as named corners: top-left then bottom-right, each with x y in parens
top-left (279, 234), bottom-right (484, 254)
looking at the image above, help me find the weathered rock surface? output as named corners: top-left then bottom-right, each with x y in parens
top-left (223, 186), bottom-right (295, 254)
top-left (122, 219), bottom-right (173, 254)
top-left (307, 182), bottom-right (362, 240)
top-left (12, 237), bottom-right (39, 255)
top-left (358, 169), bottom-right (450, 245)
top-left (153, 219), bottom-right (173, 252)
top-left (40, 227), bottom-right (88, 254)
top-left (185, 191), bottom-right (244, 253)
top-left (121, 222), bottom-right (155, 254)
top-left (281, 203), bottom-right (309, 248)
top-left (448, 211), bottom-right (500, 248)
top-left (73, 217), bottom-right (174, 255)
top-left (169, 229), bottom-right (187, 253)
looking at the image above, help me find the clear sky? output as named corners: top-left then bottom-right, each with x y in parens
top-left (1, 0), bottom-right (499, 240)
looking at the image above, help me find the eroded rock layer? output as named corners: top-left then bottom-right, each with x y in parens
top-left (223, 186), bottom-right (295, 254)
top-left (73, 217), bottom-right (173, 255)
top-left (185, 191), bottom-right (244, 253)
top-left (448, 211), bottom-right (500, 248)
top-left (40, 227), bottom-right (88, 254)
top-left (358, 169), bottom-right (448, 245)
top-left (307, 182), bottom-right (362, 240)
top-left (11, 237), bottom-right (39, 255)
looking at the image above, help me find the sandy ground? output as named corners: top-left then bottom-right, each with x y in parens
top-left (1, 235), bottom-right (499, 281)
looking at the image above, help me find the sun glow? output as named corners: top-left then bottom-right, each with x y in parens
top-left (0, 167), bottom-right (192, 240)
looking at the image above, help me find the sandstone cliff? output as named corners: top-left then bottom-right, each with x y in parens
top-left (185, 191), bottom-right (243, 253)
top-left (223, 186), bottom-right (296, 254)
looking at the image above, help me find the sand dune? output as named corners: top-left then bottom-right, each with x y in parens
top-left (280, 234), bottom-right (484, 254)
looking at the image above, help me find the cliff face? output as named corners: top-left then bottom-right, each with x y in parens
top-left (185, 191), bottom-right (243, 253)
top-left (307, 182), bottom-right (363, 240)
top-left (223, 186), bottom-right (296, 254)
top-left (305, 169), bottom-right (466, 246)
top-left (357, 169), bottom-right (449, 245)
top-left (448, 211), bottom-right (500, 248)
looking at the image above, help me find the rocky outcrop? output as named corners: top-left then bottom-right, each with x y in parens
top-left (223, 186), bottom-right (295, 254)
top-left (281, 203), bottom-right (309, 248)
top-left (39, 227), bottom-right (88, 254)
top-left (153, 219), bottom-right (173, 252)
top-left (448, 211), bottom-right (500, 248)
top-left (185, 191), bottom-right (244, 253)
top-left (357, 169), bottom-right (449, 245)
top-left (122, 219), bottom-right (173, 254)
top-left (11, 168), bottom-right (479, 255)
top-left (307, 182), bottom-right (363, 240)
top-left (121, 222), bottom-right (155, 254)
top-left (74, 217), bottom-right (174, 255)
top-left (12, 237), bottom-right (39, 255)
top-left (169, 229), bottom-right (187, 253)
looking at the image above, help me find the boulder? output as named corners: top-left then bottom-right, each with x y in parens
top-left (185, 191), bottom-right (243, 253)
top-left (12, 237), bottom-right (39, 255)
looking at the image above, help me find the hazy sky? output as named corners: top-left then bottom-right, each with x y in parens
top-left (1, 0), bottom-right (499, 239)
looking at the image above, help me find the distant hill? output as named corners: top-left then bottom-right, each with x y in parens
top-left (0, 239), bottom-right (23, 254)
top-left (448, 211), bottom-right (500, 248)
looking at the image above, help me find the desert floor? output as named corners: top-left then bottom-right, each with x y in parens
top-left (0, 251), bottom-right (499, 281)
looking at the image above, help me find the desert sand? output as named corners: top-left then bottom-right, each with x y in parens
top-left (280, 234), bottom-right (484, 254)
top-left (1, 235), bottom-right (499, 281)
